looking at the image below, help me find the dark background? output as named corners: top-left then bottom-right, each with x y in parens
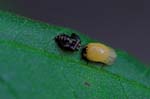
top-left (0, 0), bottom-right (150, 64)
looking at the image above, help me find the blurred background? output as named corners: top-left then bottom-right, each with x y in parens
top-left (0, 0), bottom-right (149, 64)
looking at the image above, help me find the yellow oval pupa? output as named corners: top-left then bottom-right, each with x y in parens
top-left (82, 43), bottom-right (117, 65)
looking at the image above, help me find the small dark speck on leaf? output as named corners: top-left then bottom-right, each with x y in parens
top-left (84, 82), bottom-right (91, 87)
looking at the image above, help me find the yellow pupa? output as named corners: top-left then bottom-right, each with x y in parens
top-left (82, 43), bottom-right (117, 65)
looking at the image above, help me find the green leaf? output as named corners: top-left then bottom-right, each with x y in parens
top-left (0, 11), bottom-right (150, 99)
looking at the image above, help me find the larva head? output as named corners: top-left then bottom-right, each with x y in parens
top-left (54, 33), bottom-right (81, 51)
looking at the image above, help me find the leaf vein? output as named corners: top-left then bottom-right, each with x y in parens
top-left (0, 39), bottom-right (150, 92)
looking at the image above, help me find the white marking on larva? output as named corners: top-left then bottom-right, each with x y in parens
top-left (92, 47), bottom-right (105, 54)
top-left (99, 48), bottom-right (105, 54)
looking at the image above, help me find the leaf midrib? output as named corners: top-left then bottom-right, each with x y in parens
top-left (0, 39), bottom-right (150, 91)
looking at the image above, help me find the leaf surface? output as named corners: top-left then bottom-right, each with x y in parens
top-left (0, 11), bottom-right (150, 99)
